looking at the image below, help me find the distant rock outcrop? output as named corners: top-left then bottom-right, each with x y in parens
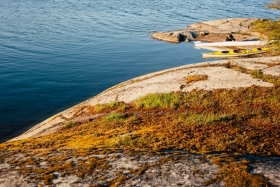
top-left (151, 18), bottom-right (260, 43)
top-left (151, 30), bottom-right (197, 43)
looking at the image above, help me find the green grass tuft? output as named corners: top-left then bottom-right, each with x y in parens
top-left (134, 93), bottom-right (181, 109)
top-left (65, 121), bottom-right (77, 129)
top-left (104, 112), bottom-right (125, 122)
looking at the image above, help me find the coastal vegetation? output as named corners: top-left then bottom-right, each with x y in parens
top-left (0, 62), bottom-right (279, 186)
top-left (2, 82), bottom-right (280, 154)
top-left (251, 0), bottom-right (280, 54)
top-left (251, 19), bottom-right (280, 53)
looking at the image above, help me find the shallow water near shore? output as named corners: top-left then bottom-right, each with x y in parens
top-left (0, 0), bottom-right (279, 142)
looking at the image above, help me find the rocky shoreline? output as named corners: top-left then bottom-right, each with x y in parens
top-left (10, 56), bottom-right (280, 142)
top-left (9, 18), bottom-right (274, 142)
top-left (1, 18), bottom-right (280, 187)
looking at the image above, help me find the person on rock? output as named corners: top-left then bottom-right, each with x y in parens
top-left (226, 33), bottom-right (235, 41)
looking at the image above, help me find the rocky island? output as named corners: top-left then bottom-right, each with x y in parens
top-left (151, 18), bottom-right (260, 43)
top-left (0, 18), bottom-right (280, 187)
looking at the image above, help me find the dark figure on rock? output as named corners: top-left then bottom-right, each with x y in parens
top-left (226, 33), bottom-right (235, 41)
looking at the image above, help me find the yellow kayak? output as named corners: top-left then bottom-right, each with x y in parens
top-left (202, 47), bottom-right (273, 58)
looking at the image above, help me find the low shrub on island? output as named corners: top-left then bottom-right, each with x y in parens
top-left (251, 0), bottom-right (280, 54)
top-left (251, 18), bottom-right (280, 53)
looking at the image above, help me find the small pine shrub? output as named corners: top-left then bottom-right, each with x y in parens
top-left (65, 121), bottom-right (77, 129)
top-left (250, 69), bottom-right (263, 79)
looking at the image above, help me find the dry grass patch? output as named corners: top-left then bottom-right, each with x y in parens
top-left (2, 149), bottom-right (114, 185)
top-left (186, 74), bottom-right (208, 83)
top-left (87, 102), bottom-right (130, 114)
top-left (1, 73), bottom-right (280, 155)
top-left (205, 156), bottom-right (270, 187)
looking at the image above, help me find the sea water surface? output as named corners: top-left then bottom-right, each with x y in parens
top-left (0, 0), bottom-right (279, 142)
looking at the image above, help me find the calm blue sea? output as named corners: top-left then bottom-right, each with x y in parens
top-left (0, 0), bottom-right (278, 142)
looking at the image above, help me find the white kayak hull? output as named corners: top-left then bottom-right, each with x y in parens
top-left (194, 41), bottom-right (266, 47)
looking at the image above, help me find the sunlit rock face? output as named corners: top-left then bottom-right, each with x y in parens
top-left (151, 18), bottom-right (260, 43)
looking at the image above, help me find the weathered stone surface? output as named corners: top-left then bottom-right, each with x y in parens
top-left (1, 151), bottom-right (280, 186)
top-left (263, 65), bottom-right (280, 76)
top-left (151, 30), bottom-right (196, 43)
top-left (187, 18), bottom-right (257, 34)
